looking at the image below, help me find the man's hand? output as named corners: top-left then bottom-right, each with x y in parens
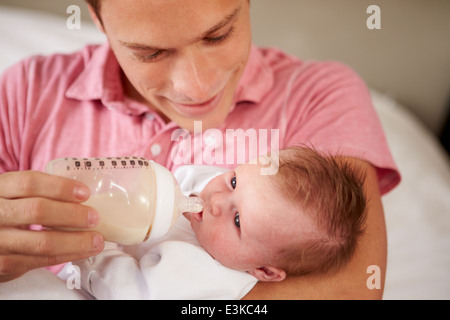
top-left (0, 171), bottom-right (104, 282)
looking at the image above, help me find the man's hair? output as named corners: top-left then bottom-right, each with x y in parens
top-left (272, 147), bottom-right (367, 276)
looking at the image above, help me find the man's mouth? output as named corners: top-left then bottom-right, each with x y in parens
top-left (170, 89), bottom-right (224, 117)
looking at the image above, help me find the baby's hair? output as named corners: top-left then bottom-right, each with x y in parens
top-left (272, 147), bottom-right (368, 276)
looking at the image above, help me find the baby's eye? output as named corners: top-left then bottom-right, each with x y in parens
top-left (234, 212), bottom-right (240, 229)
top-left (231, 176), bottom-right (237, 189)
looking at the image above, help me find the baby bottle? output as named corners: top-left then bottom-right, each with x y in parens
top-left (45, 156), bottom-right (203, 245)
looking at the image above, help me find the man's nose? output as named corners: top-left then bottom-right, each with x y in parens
top-left (170, 49), bottom-right (218, 102)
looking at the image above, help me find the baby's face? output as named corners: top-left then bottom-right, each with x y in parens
top-left (185, 162), bottom-right (316, 272)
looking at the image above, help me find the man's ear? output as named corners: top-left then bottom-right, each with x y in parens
top-left (248, 266), bottom-right (286, 282)
top-left (87, 4), bottom-right (105, 33)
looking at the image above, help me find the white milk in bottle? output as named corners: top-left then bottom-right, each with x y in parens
top-left (45, 157), bottom-right (203, 245)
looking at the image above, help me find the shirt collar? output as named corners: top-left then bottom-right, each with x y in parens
top-left (66, 43), bottom-right (117, 102)
top-left (66, 43), bottom-right (274, 115)
top-left (233, 45), bottom-right (274, 105)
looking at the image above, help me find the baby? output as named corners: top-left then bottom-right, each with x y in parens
top-left (71, 146), bottom-right (367, 299)
top-left (184, 146), bottom-right (367, 281)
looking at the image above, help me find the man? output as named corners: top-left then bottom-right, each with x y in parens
top-left (0, 0), bottom-right (399, 299)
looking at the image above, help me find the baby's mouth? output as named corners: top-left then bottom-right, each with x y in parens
top-left (183, 210), bottom-right (203, 224)
top-left (192, 210), bottom-right (203, 224)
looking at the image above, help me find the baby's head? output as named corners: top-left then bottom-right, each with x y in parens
top-left (185, 147), bottom-right (367, 282)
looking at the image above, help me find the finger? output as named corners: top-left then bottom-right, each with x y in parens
top-left (0, 250), bottom-right (103, 282)
top-left (0, 198), bottom-right (99, 229)
top-left (0, 228), bottom-right (104, 256)
top-left (0, 171), bottom-right (90, 202)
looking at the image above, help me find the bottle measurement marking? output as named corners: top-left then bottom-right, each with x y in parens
top-left (64, 157), bottom-right (150, 170)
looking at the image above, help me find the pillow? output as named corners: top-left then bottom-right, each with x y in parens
top-left (371, 90), bottom-right (450, 299)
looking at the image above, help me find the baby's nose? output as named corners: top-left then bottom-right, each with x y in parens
top-left (209, 192), bottom-right (230, 217)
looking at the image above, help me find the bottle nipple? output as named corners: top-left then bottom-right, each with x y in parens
top-left (183, 196), bottom-right (204, 213)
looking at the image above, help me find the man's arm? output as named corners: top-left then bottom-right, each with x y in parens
top-left (243, 158), bottom-right (387, 300)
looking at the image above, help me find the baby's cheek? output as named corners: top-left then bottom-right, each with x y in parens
top-left (199, 230), bottom-right (230, 258)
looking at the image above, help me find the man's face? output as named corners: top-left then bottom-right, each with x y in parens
top-left (97, 0), bottom-right (252, 131)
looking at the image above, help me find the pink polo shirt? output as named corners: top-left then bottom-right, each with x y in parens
top-left (0, 43), bottom-right (400, 194)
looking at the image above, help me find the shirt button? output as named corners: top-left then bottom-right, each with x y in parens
top-left (145, 113), bottom-right (155, 121)
top-left (151, 143), bottom-right (162, 156)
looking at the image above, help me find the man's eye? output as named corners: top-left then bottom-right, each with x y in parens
top-left (135, 50), bottom-right (165, 62)
top-left (231, 176), bottom-right (236, 189)
top-left (234, 212), bottom-right (240, 229)
top-left (205, 26), bottom-right (235, 45)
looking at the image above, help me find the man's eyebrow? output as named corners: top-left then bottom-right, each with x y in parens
top-left (119, 5), bottom-right (242, 51)
top-left (200, 5), bottom-right (242, 38)
top-left (119, 41), bottom-right (163, 51)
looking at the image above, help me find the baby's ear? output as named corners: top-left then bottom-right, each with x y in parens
top-left (248, 266), bottom-right (286, 282)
